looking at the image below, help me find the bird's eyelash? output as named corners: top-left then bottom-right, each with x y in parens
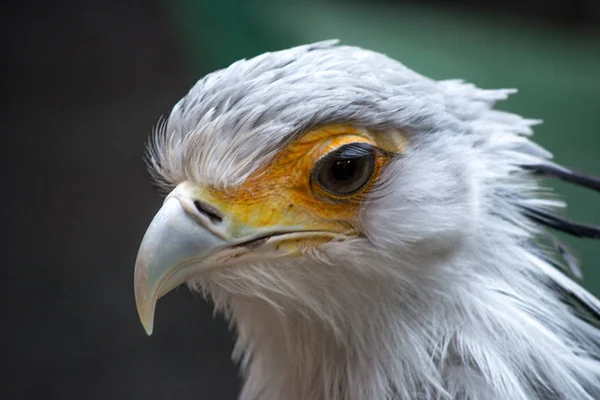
top-left (317, 142), bottom-right (374, 160)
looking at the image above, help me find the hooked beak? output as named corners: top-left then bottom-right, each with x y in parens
top-left (133, 196), bottom-right (225, 335)
top-left (134, 182), bottom-right (343, 335)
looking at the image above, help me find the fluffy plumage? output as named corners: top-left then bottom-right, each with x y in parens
top-left (147, 41), bottom-right (600, 400)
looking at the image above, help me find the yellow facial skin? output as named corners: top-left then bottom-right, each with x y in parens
top-left (134, 124), bottom-right (407, 334)
top-left (189, 124), bottom-right (407, 242)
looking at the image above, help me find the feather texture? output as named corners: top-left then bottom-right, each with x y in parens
top-left (149, 41), bottom-right (600, 400)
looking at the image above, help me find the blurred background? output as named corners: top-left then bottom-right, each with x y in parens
top-left (2, 0), bottom-right (599, 398)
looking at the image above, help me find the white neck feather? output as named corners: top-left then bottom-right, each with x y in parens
top-left (202, 234), bottom-right (600, 400)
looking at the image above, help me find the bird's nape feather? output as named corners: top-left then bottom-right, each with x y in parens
top-left (522, 162), bottom-right (600, 239)
top-left (519, 161), bottom-right (600, 340)
top-left (520, 205), bottom-right (600, 239)
top-left (526, 162), bottom-right (600, 193)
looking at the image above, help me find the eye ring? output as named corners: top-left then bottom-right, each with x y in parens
top-left (311, 143), bottom-right (376, 198)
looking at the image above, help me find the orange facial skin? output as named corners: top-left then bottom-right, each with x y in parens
top-left (187, 124), bottom-right (407, 240)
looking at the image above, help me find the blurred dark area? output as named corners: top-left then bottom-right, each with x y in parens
top-left (2, 1), bottom-right (239, 399)
top-left (415, 0), bottom-right (600, 28)
top-left (1, 0), bottom-right (599, 399)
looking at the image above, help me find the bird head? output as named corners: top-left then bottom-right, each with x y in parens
top-left (133, 41), bottom-right (599, 340)
top-left (133, 41), bottom-right (600, 400)
top-left (134, 41), bottom-right (484, 335)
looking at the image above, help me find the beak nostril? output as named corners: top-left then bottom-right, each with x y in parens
top-left (193, 200), bottom-right (223, 225)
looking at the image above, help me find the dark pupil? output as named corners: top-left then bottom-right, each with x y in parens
top-left (314, 143), bottom-right (375, 196)
top-left (331, 159), bottom-right (358, 182)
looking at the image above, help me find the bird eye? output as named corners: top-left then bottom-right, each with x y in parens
top-left (312, 143), bottom-right (376, 197)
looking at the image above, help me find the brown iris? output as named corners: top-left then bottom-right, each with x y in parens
top-left (312, 143), bottom-right (376, 197)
